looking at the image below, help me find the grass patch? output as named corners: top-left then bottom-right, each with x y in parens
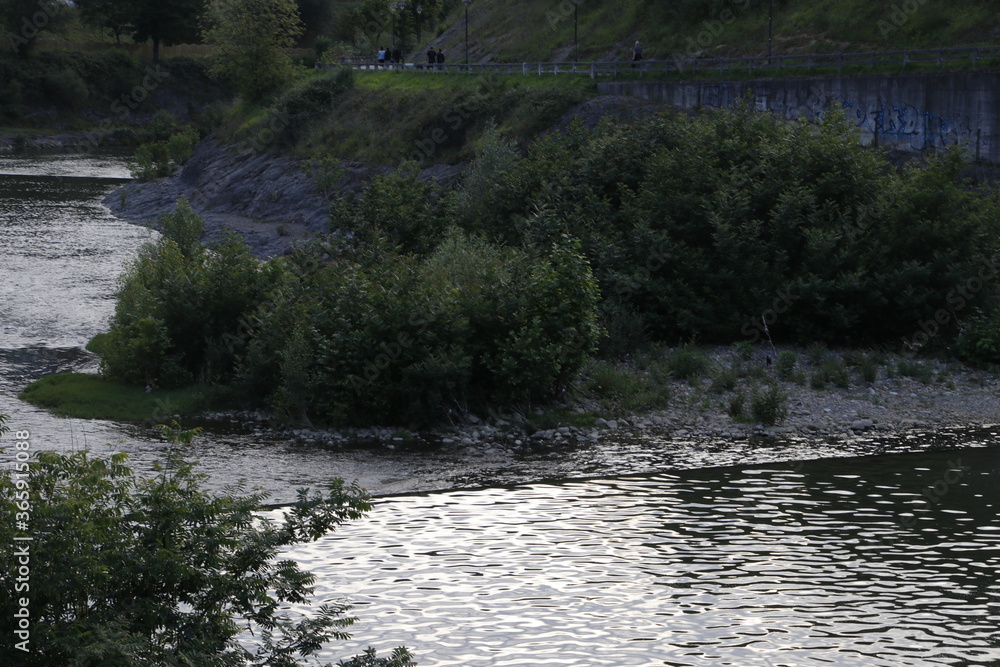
top-left (896, 358), bottom-right (935, 384)
top-left (19, 373), bottom-right (232, 422)
top-left (577, 361), bottom-right (671, 414)
top-left (663, 345), bottom-right (709, 383)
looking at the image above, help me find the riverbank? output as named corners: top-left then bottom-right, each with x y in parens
top-left (200, 345), bottom-right (1000, 464)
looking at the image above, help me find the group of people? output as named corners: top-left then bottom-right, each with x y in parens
top-left (376, 46), bottom-right (404, 65)
top-left (375, 45), bottom-right (446, 68)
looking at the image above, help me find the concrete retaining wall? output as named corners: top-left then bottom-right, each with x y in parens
top-left (599, 73), bottom-right (1000, 163)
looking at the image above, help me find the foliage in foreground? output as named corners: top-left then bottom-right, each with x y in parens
top-left (0, 425), bottom-right (412, 666)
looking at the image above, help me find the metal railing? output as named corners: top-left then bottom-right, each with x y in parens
top-left (318, 46), bottom-right (1000, 78)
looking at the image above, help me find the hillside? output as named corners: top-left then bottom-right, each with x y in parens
top-left (415, 0), bottom-right (1000, 64)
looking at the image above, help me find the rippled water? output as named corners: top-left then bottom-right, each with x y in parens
top-left (285, 446), bottom-right (1000, 666)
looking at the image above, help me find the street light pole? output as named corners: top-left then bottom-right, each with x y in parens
top-left (768, 0), bottom-right (773, 62)
top-left (463, 0), bottom-right (471, 65)
top-left (574, 3), bottom-right (578, 62)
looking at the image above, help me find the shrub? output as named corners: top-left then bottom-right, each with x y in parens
top-left (334, 164), bottom-right (451, 256)
top-left (0, 426), bottom-right (408, 666)
top-left (709, 366), bottom-right (739, 393)
top-left (145, 110), bottom-right (182, 142)
top-left (749, 383), bottom-right (789, 425)
top-left (241, 232), bottom-right (601, 425)
top-left (665, 345), bottom-right (709, 382)
top-left (896, 358), bottom-right (935, 384)
top-left (100, 207), bottom-right (278, 388)
top-left (270, 69), bottom-right (354, 144)
top-left (956, 310), bottom-right (1000, 367)
top-left (579, 361), bottom-right (671, 413)
top-left (776, 350), bottom-right (797, 380)
top-left (859, 354), bottom-right (880, 383)
top-left (41, 70), bottom-right (89, 108)
top-left (160, 196), bottom-right (205, 258)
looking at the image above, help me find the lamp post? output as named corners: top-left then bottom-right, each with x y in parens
top-left (390, 2), bottom-right (406, 53)
top-left (463, 0), bottom-right (471, 65)
top-left (768, 0), bottom-right (772, 62)
top-left (390, 3), bottom-right (397, 51)
top-left (574, 2), bottom-right (578, 62)
top-left (416, 4), bottom-right (423, 41)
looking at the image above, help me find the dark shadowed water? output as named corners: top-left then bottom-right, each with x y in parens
top-left (2, 153), bottom-right (999, 666)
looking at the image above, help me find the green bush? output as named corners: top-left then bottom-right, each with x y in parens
top-left (453, 104), bottom-right (999, 348)
top-left (42, 70), bottom-right (89, 109)
top-left (749, 383), bottom-right (789, 426)
top-left (579, 361), bottom-right (671, 413)
top-left (665, 345), bottom-right (709, 382)
top-left (145, 110), bottom-right (182, 142)
top-left (238, 231), bottom-right (601, 425)
top-left (270, 69), bottom-right (354, 144)
top-left (333, 164), bottom-right (451, 256)
top-left (100, 205), bottom-right (278, 388)
top-left (775, 350), bottom-right (797, 380)
top-left (709, 366), bottom-right (739, 393)
top-left (160, 196), bottom-right (205, 257)
top-left (0, 427), bottom-right (409, 666)
top-left (130, 125), bottom-right (200, 181)
top-left (896, 358), bottom-right (935, 384)
top-left (859, 354), bottom-right (880, 383)
top-left (956, 310), bottom-right (1000, 367)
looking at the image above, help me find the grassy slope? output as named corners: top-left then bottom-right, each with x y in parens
top-left (225, 70), bottom-right (594, 165)
top-left (429, 0), bottom-right (1000, 64)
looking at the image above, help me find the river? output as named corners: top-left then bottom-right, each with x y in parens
top-left (2, 152), bottom-right (999, 666)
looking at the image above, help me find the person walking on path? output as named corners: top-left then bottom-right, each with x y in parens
top-left (632, 41), bottom-right (643, 61)
top-left (392, 46), bottom-right (402, 65)
top-left (377, 46), bottom-right (387, 66)
top-left (426, 46), bottom-right (436, 68)
top-left (436, 47), bottom-right (445, 70)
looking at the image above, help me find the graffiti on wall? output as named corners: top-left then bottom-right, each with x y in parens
top-left (839, 99), bottom-right (968, 153)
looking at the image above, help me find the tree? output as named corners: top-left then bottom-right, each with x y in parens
top-left (0, 424), bottom-right (415, 666)
top-left (203, 0), bottom-right (304, 102)
top-left (131, 0), bottom-right (205, 63)
top-left (76, 0), bottom-right (134, 45)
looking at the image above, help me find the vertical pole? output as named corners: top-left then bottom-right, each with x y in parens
top-left (465, 3), bottom-right (470, 65)
top-left (574, 4), bottom-right (578, 62)
top-left (768, 0), bottom-right (773, 63)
